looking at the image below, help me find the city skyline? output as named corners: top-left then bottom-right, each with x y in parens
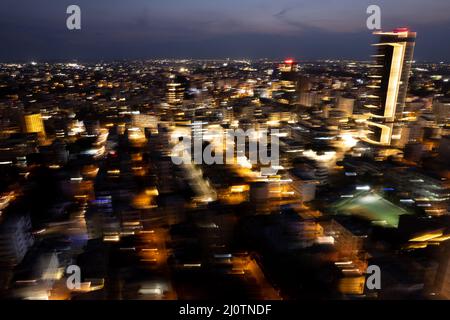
top-left (0, 1), bottom-right (449, 305)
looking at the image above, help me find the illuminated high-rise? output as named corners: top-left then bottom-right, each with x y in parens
top-left (166, 75), bottom-right (187, 106)
top-left (278, 58), bottom-right (298, 74)
top-left (276, 59), bottom-right (299, 105)
top-left (364, 28), bottom-right (416, 145)
top-left (23, 113), bottom-right (46, 138)
top-left (166, 82), bottom-right (184, 105)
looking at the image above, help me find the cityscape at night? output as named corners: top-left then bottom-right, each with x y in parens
top-left (0, 1), bottom-right (449, 309)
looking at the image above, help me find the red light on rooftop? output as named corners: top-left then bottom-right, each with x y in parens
top-left (284, 59), bottom-right (294, 64)
top-left (393, 27), bottom-right (409, 33)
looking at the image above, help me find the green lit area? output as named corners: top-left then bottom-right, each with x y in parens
top-left (333, 192), bottom-right (412, 228)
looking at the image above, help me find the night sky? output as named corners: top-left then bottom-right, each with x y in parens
top-left (0, 0), bottom-right (449, 62)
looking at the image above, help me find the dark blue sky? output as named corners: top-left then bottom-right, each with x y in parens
top-left (1, 0), bottom-right (449, 62)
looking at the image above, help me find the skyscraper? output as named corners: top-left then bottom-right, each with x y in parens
top-left (276, 59), bottom-right (299, 105)
top-left (166, 75), bottom-right (187, 106)
top-left (278, 58), bottom-right (299, 75)
top-left (166, 82), bottom-right (184, 105)
top-left (23, 113), bottom-right (46, 138)
top-left (364, 28), bottom-right (416, 145)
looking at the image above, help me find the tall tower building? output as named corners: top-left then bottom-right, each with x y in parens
top-left (278, 58), bottom-right (299, 74)
top-left (337, 95), bottom-right (355, 117)
top-left (276, 59), bottom-right (299, 105)
top-left (166, 75), bottom-right (187, 106)
top-left (166, 82), bottom-right (184, 105)
top-left (364, 28), bottom-right (416, 145)
top-left (23, 113), bottom-right (46, 138)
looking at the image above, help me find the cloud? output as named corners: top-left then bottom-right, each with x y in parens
top-left (0, 0), bottom-right (450, 61)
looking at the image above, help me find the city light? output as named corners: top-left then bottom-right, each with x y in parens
top-left (0, 2), bottom-right (448, 308)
